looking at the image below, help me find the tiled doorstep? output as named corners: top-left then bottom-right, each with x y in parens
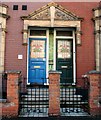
top-left (19, 108), bottom-right (89, 117)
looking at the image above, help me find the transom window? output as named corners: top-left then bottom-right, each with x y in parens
top-left (56, 30), bottom-right (73, 37)
top-left (30, 30), bottom-right (46, 36)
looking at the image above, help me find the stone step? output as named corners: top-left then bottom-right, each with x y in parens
top-left (19, 107), bottom-right (89, 117)
top-left (20, 98), bottom-right (48, 101)
top-left (21, 93), bottom-right (81, 97)
top-left (20, 103), bottom-right (48, 107)
top-left (20, 101), bottom-right (87, 105)
top-left (22, 91), bottom-right (77, 97)
top-left (20, 100), bottom-right (87, 106)
top-left (27, 88), bottom-right (76, 92)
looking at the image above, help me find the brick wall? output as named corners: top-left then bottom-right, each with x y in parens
top-left (4, 2), bottom-right (98, 80)
top-left (48, 71), bottom-right (61, 116)
top-left (1, 71), bottom-right (21, 118)
top-left (88, 71), bottom-right (101, 116)
top-left (1, 70), bottom-right (101, 117)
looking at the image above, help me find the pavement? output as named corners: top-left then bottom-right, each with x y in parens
top-left (1, 116), bottom-right (101, 120)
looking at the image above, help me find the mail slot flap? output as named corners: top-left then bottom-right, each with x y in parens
top-left (34, 66), bottom-right (41, 68)
top-left (61, 66), bottom-right (68, 68)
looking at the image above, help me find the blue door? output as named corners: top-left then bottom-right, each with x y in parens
top-left (28, 38), bottom-right (46, 84)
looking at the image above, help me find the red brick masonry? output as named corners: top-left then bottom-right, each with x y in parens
top-left (48, 71), bottom-right (61, 116)
top-left (0, 71), bottom-right (21, 117)
top-left (1, 70), bottom-right (101, 117)
top-left (88, 71), bottom-right (101, 116)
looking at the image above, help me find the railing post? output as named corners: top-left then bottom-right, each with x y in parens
top-left (87, 70), bottom-right (101, 116)
top-left (48, 70), bottom-right (61, 116)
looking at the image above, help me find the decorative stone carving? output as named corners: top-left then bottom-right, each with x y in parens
top-left (75, 30), bottom-right (82, 45)
top-left (29, 8), bottom-right (50, 20)
top-left (22, 30), bottom-right (28, 45)
top-left (55, 8), bottom-right (78, 20)
top-left (21, 2), bottom-right (83, 45)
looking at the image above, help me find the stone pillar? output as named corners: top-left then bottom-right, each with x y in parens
top-left (48, 71), bottom-right (61, 116)
top-left (88, 70), bottom-right (101, 116)
top-left (3, 71), bottom-right (21, 117)
top-left (93, 6), bottom-right (101, 71)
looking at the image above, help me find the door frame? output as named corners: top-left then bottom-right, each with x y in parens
top-left (27, 28), bottom-right (76, 85)
top-left (54, 28), bottom-right (76, 85)
top-left (27, 28), bottom-right (49, 85)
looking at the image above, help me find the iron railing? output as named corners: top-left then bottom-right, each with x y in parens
top-left (2, 73), bottom-right (7, 99)
top-left (19, 76), bottom-right (90, 117)
top-left (19, 78), bottom-right (49, 117)
top-left (60, 77), bottom-right (89, 116)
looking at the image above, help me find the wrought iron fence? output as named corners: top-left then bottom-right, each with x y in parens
top-left (2, 73), bottom-right (7, 99)
top-left (60, 77), bottom-right (90, 116)
top-left (19, 78), bottom-right (49, 117)
top-left (19, 76), bottom-right (90, 117)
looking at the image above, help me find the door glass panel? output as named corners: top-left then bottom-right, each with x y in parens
top-left (30, 40), bottom-right (45, 58)
top-left (58, 40), bottom-right (71, 59)
top-left (56, 30), bottom-right (72, 36)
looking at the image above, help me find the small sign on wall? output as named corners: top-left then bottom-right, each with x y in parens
top-left (18, 55), bottom-right (23, 60)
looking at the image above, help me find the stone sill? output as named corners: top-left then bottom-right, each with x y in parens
top-left (86, 70), bottom-right (101, 74)
top-left (0, 99), bottom-right (7, 103)
top-left (5, 70), bottom-right (21, 74)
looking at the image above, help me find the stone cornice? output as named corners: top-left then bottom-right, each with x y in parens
top-left (5, 70), bottom-right (21, 74)
top-left (94, 30), bottom-right (101, 34)
top-left (2, 28), bottom-right (7, 32)
top-left (75, 31), bottom-right (82, 35)
top-left (22, 29), bottom-right (28, 33)
top-left (21, 16), bottom-right (28, 20)
top-left (92, 16), bottom-right (101, 21)
top-left (92, 7), bottom-right (101, 11)
top-left (0, 13), bottom-right (10, 19)
top-left (0, 3), bottom-right (8, 8)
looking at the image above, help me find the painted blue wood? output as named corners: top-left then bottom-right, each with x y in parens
top-left (28, 38), bottom-right (46, 84)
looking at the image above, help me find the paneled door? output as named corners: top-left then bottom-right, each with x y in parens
top-left (56, 39), bottom-right (73, 83)
top-left (28, 38), bottom-right (46, 84)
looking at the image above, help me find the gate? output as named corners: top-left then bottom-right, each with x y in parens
top-left (19, 78), bottom-right (49, 117)
top-left (19, 77), bottom-right (89, 117)
top-left (60, 78), bottom-right (89, 116)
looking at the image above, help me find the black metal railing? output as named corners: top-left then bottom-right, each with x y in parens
top-left (2, 73), bottom-right (7, 99)
top-left (19, 78), bottom-right (49, 117)
top-left (60, 77), bottom-right (89, 116)
top-left (19, 76), bottom-right (89, 117)
top-left (19, 76), bottom-right (27, 95)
